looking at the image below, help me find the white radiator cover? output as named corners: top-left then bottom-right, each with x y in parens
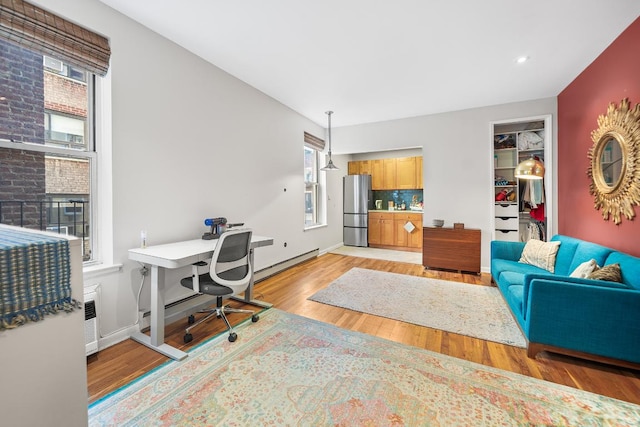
top-left (84, 289), bottom-right (99, 355)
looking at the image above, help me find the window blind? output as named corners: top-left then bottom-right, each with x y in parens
top-left (304, 131), bottom-right (325, 151)
top-left (0, 0), bottom-right (110, 76)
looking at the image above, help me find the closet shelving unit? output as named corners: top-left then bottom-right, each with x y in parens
top-left (491, 115), bottom-right (553, 242)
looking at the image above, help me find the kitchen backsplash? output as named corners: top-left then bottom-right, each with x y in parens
top-left (372, 189), bottom-right (423, 210)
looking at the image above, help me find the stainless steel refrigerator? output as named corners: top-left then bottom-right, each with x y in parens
top-left (343, 174), bottom-right (371, 247)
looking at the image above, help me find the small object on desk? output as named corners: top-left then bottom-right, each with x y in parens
top-left (140, 230), bottom-right (147, 248)
top-left (432, 219), bottom-right (444, 227)
top-left (453, 223), bottom-right (464, 229)
top-left (202, 217), bottom-right (227, 240)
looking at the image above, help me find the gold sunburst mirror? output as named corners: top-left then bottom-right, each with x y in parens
top-left (587, 98), bottom-right (640, 224)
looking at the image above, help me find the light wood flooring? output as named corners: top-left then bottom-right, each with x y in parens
top-left (87, 253), bottom-right (640, 406)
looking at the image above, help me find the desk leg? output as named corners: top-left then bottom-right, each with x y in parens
top-left (230, 247), bottom-right (272, 309)
top-left (130, 265), bottom-right (188, 361)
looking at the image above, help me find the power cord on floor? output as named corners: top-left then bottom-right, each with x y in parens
top-left (134, 263), bottom-right (148, 326)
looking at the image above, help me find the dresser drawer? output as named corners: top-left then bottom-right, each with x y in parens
top-left (494, 203), bottom-right (518, 217)
top-left (494, 229), bottom-right (520, 242)
top-left (494, 217), bottom-right (518, 230)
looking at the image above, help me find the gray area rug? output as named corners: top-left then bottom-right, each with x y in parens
top-left (308, 267), bottom-right (526, 348)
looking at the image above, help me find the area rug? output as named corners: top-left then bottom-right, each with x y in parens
top-left (88, 309), bottom-right (639, 426)
top-left (308, 267), bottom-right (527, 348)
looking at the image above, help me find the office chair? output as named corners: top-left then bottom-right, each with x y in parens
top-left (180, 229), bottom-right (259, 343)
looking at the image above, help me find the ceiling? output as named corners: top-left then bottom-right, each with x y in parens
top-left (99, 0), bottom-right (640, 127)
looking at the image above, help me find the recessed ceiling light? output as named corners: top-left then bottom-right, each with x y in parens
top-left (0, 96), bottom-right (6, 101)
top-left (516, 56), bottom-right (529, 64)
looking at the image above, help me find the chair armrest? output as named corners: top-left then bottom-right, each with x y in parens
top-left (491, 240), bottom-right (526, 262)
top-left (525, 278), bottom-right (640, 362)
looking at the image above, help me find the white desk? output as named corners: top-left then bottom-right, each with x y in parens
top-left (128, 234), bottom-right (273, 360)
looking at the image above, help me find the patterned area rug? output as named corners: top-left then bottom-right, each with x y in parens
top-left (88, 309), bottom-right (640, 426)
top-left (309, 267), bottom-right (526, 348)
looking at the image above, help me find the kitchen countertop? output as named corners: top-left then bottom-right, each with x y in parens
top-left (369, 209), bottom-right (423, 214)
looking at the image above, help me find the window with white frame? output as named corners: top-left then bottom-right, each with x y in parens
top-left (304, 132), bottom-right (325, 228)
top-left (0, 2), bottom-right (110, 263)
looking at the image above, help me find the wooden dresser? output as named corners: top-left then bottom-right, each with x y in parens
top-left (422, 227), bottom-right (481, 274)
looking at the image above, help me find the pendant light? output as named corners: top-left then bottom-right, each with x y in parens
top-left (321, 110), bottom-right (339, 171)
top-left (514, 157), bottom-right (545, 179)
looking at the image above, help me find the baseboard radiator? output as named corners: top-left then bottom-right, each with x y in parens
top-left (84, 289), bottom-right (99, 356)
top-left (139, 248), bottom-right (319, 329)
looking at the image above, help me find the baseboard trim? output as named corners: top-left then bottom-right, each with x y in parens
top-left (253, 248), bottom-right (319, 282)
top-left (96, 249), bottom-right (320, 351)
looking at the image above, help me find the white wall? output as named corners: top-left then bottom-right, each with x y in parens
top-left (30, 1), bottom-right (557, 356)
top-left (32, 0), bottom-right (345, 346)
top-left (334, 98), bottom-right (558, 270)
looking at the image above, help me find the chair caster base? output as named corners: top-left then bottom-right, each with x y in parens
top-left (188, 315), bottom-right (195, 325)
top-left (251, 314), bottom-right (259, 322)
top-left (184, 333), bottom-right (193, 343)
top-left (228, 332), bottom-right (237, 342)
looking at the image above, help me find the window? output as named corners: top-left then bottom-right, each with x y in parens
top-left (0, 0), bottom-right (110, 264)
top-left (304, 146), bottom-right (320, 226)
top-left (304, 132), bottom-right (326, 228)
top-left (0, 40), bottom-right (95, 261)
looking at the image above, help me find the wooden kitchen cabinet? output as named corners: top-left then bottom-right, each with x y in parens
top-left (368, 212), bottom-right (394, 246)
top-left (350, 156), bottom-right (422, 190)
top-left (383, 158), bottom-right (396, 189)
top-left (393, 213), bottom-right (422, 249)
top-left (359, 160), bottom-right (371, 175)
top-left (348, 160), bottom-right (372, 175)
top-left (371, 160), bottom-right (384, 189)
top-left (423, 227), bottom-right (481, 274)
top-left (396, 157), bottom-right (417, 189)
top-left (348, 161), bottom-right (360, 175)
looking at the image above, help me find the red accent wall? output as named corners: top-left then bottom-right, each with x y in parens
top-left (557, 16), bottom-right (640, 256)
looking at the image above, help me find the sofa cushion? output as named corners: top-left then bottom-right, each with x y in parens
top-left (588, 263), bottom-right (622, 283)
top-left (567, 241), bottom-right (613, 275)
top-left (569, 259), bottom-right (599, 278)
top-left (519, 240), bottom-right (561, 273)
top-left (492, 258), bottom-right (549, 281)
top-left (605, 252), bottom-right (640, 290)
top-left (550, 235), bottom-right (613, 276)
top-left (550, 235), bottom-right (580, 276)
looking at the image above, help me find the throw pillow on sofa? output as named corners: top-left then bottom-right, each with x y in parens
top-left (570, 259), bottom-right (599, 278)
top-left (588, 263), bottom-right (622, 282)
top-left (519, 239), bottom-right (561, 273)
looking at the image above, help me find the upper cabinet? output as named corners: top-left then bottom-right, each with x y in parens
top-left (491, 115), bottom-right (553, 243)
top-left (396, 157), bottom-right (416, 189)
top-left (348, 156), bottom-right (423, 190)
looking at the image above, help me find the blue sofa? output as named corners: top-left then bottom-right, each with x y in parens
top-left (491, 234), bottom-right (640, 367)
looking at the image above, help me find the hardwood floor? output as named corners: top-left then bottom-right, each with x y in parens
top-left (87, 253), bottom-right (640, 405)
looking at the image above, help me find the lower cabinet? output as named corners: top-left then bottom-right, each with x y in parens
top-left (422, 227), bottom-right (481, 273)
top-left (369, 212), bottom-right (422, 250)
top-left (369, 212), bottom-right (394, 246)
top-left (394, 213), bottom-right (423, 249)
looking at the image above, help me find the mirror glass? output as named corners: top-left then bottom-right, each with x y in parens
top-left (599, 137), bottom-right (623, 188)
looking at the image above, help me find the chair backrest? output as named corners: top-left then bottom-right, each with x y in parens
top-left (209, 229), bottom-right (253, 295)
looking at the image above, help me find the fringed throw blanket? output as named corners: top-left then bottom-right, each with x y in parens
top-left (0, 227), bottom-right (78, 329)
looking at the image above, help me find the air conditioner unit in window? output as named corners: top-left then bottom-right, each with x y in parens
top-left (84, 290), bottom-right (99, 356)
top-left (43, 56), bottom-right (64, 73)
